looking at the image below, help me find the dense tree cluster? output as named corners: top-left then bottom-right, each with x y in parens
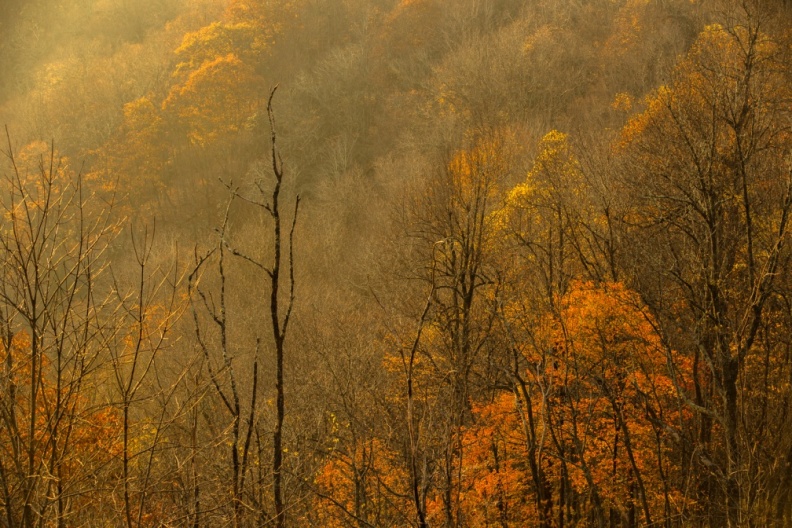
top-left (1, 0), bottom-right (792, 526)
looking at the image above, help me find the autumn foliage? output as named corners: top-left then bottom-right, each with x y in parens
top-left (3, 0), bottom-right (792, 526)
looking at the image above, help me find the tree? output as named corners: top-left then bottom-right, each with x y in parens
top-left (107, 224), bottom-right (183, 528)
top-left (463, 281), bottom-right (682, 527)
top-left (0, 135), bottom-right (121, 526)
top-left (189, 88), bottom-right (299, 527)
top-left (619, 8), bottom-right (792, 525)
top-left (398, 133), bottom-right (507, 527)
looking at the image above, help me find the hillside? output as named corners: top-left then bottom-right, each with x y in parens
top-left (1, 0), bottom-right (792, 526)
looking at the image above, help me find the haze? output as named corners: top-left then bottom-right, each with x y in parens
top-left (1, 0), bottom-right (791, 526)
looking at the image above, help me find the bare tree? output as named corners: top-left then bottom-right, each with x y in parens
top-left (188, 87), bottom-right (299, 527)
top-left (106, 223), bottom-right (183, 528)
top-left (0, 132), bottom-right (119, 527)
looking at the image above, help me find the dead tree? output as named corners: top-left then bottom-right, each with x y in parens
top-left (188, 87), bottom-right (299, 527)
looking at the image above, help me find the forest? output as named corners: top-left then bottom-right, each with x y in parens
top-left (1, 0), bottom-right (792, 526)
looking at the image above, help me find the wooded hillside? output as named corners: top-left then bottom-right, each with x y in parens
top-left (1, 0), bottom-right (792, 526)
